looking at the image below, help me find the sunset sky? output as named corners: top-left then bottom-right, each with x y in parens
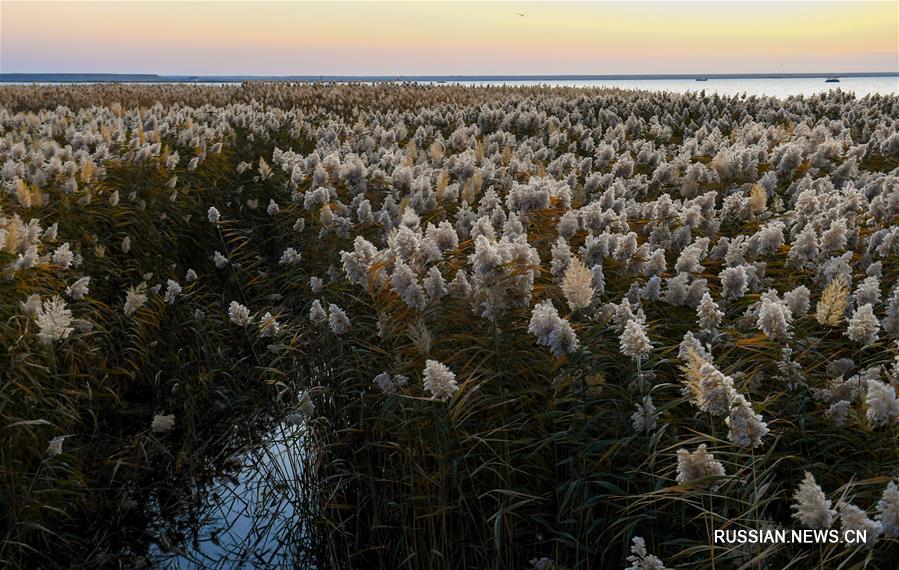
top-left (2, 1), bottom-right (896, 75)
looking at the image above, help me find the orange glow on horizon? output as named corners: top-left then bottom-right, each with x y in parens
top-left (1, 1), bottom-right (896, 75)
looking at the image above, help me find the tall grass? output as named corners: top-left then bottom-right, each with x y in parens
top-left (0, 83), bottom-right (898, 568)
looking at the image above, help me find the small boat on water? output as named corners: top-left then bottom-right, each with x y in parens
top-left (825, 77), bottom-right (840, 83)
top-left (695, 78), bottom-right (708, 82)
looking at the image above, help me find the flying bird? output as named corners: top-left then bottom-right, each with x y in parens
top-left (516, 12), bottom-right (525, 17)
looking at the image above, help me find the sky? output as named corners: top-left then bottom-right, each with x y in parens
top-left (1, 1), bottom-right (897, 76)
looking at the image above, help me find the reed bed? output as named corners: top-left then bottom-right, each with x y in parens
top-left (0, 82), bottom-right (898, 568)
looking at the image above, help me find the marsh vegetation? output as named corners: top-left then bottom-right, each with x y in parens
top-left (1, 83), bottom-right (899, 568)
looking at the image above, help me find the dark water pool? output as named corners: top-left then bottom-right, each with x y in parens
top-left (145, 420), bottom-right (317, 569)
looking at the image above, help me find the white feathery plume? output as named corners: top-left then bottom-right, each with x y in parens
top-left (164, 280), bottom-right (181, 304)
top-left (625, 536), bottom-right (669, 570)
top-left (846, 303), bottom-right (880, 345)
top-left (151, 413), bottom-right (175, 433)
top-left (697, 362), bottom-right (736, 416)
top-left (876, 480), bottom-right (899, 538)
top-left (35, 295), bottom-right (74, 345)
top-left (561, 256), bottom-right (594, 310)
top-left (631, 395), bottom-right (659, 434)
top-left (328, 303), bottom-right (350, 334)
top-left (620, 318), bottom-right (652, 361)
top-left (124, 284), bottom-right (148, 316)
top-left (696, 291), bottom-right (723, 333)
top-left (228, 301), bottom-right (251, 326)
top-left (527, 300), bottom-right (579, 357)
top-left (675, 444), bottom-right (726, 489)
top-left (259, 312), bottom-right (281, 337)
top-left (66, 276), bottom-right (90, 300)
top-left (837, 501), bottom-right (881, 547)
top-left (792, 472), bottom-right (836, 529)
top-left (725, 394), bottom-right (768, 448)
top-left (309, 300), bottom-right (327, 324)
top-left (422, 359), bottom-right (458, 402)
top-left (865, 379), bottom-right (899, 427)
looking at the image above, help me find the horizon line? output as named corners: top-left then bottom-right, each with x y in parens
top-left (2, 71), bottom-right (898, 83)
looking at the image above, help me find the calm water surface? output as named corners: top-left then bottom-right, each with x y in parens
top-left (10, 76), bottom-right (899, 97)
top-left (435, 76), bottom-right (898, 97)
top-left (147, 420), bottom-right (315, 569)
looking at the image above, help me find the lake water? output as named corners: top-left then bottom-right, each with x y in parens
top-left (6, 76), bottom-right (898, 98)
top-left (145, 419), bottom-right (316, 569)
top-left (430, 76), bottom-right (898, 98)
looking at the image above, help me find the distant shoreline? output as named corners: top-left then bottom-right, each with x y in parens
top-left (2, 72), bottom-right (898, 83)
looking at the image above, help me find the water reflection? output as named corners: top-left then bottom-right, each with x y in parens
top-left (148, 420), bottom-right (316, 569)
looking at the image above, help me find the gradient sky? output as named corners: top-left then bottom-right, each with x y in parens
top-left (1, 1), bottom-right (896, 75)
